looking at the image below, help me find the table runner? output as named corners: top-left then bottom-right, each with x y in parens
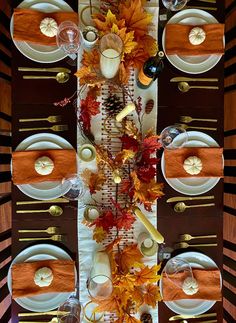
top-left (77, 1), bottom-right (160, 321)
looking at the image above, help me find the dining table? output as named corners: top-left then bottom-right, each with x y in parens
top-left (10, 0), bottom-right (225, 322)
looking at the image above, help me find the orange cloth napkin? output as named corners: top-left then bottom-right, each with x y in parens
top-left (162, 268), bottom-right (222, 301)
top-left (13, 8), bottom-right (78, 46)
top-left (12, 259), bottom-right (75, 299)
top-left (165, 23), bottom-right (224, 55)
top-left (12, 149), bottom-right (77, 185)
top-left (164, 147), bottom-right (223, 178)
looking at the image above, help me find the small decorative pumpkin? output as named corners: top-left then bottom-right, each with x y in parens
top-left (189, 27), bottom-right (206, 45)
top-left (182, 277), bottom-right (199, 295)
top-left (40, 17), bottom-right (58, 37)
top-left (183, 156), bottom-right (202, 175)
top-left (34, 156), bottom-right (54, 175)
top-left (34, 267), bottom-right (53, 287)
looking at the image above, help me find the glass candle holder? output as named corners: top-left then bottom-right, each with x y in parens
top-left (162, 0), bottom-right (187, 11)
top-left (57, 295), bottom-right (82, 323)
top-left (99, 33), bottom-right (123, 79)
top-left (159, 125), bottom-right (188, 149)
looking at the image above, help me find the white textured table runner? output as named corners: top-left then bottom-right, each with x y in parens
top-left (77, 1), bottom-right (160, 321)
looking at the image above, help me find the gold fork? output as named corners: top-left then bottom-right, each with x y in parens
top-left (180, 116), bottom-right (217, 123)
top-left (18, 226), bottom-right (59, 235)
top-left (180, 234), bottom-right (217, 241)
top-left (19, 125), bottom-right (68, 132)
top-left (175, 242), bottom-right (217, 249)
top-left (188, 0), bottom-right (216, 3)
top-left (19, 235), bottom-right (64, 242)
top-left (19, 116), bottom-right (62, 123)
top-left (175, 123), bottom-right (217, 131)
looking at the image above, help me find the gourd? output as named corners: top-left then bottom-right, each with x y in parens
top-left (183, 156), bottom-right (202, 175)
top-left (34, 267), bottom-right (53, 287)
top-left (189, 27), bottom-right (206, 46)
top-left (40, 17), bottom-right (58, 37)
top-left (34, 156), bottom-right (54, 175)
top-left (182, 277), bottom-right (199, 295)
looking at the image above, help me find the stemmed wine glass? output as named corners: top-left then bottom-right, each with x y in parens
top-left (56, 21), bottom-right (80, 62)
top-left (162, 0), bottom-right (187, 11)
top-left (159, 125), bottom-right (188, 149)
top-left (57, 294), bottom-right (82, 323)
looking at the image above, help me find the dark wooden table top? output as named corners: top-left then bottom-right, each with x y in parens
top-left (11, 1), bottom-right (224, 322)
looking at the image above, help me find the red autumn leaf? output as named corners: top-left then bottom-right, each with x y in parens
top-left (136, 165), bottom-right (156, 182)
top-left (79, 94), bottom-right (100, 132)
top-left (116, 211), bottom-right (136, 230)
top-left (93, 210), bottom-right (115, 232)
top-left (120, 135), bottom-right (139, 152)
top-left (142, 135), bottom-right (162, 155)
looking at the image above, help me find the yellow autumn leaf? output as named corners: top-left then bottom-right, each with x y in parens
top-left (82, 48), bottom-right (100, 68)
top-left (134, 264), bottom-right (161, 285)
top-left (111, 24), bottom-right (137, 55)
top-left (93, 227), bottom-right (107, 243)
top-left (114, 273), bottom-right (136, 292)
top-left (93, 9), bottom-right (125, 33)
top-left (114, 149), bottom-right (136, 167)
top-left (143, 284), bottom-right (162, 308)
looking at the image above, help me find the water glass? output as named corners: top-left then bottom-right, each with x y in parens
top-left (56, 21), bottom-right (80, 57)
top-left (57, 295), bottom-right (81, 323)
top-left (159, 125), bottom-right (188, 149)
top-left (99, 33), bottom-right (123, 79)
top-left (62, 174), bottom-right (86, 202)
top-left (162, 0), bottom-right (187, 11)
top-left (164, 258), bottom-right (193, 288)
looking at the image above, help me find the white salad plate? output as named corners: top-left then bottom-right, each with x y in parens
top-left (14, 133), bottom-right (75, 200)
top-left (7, 244), bottom-right (76, 312)
top-left (10, 0), bottom-right (73, 63)
top-left (161, 131), bottom-right (221, 195)
top-left (159, 251), bottom-right (222, 316)
top-left (162, 9), bottom-right (224, 74)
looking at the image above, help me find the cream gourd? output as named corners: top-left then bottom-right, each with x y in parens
top-left (40, 17), bottom-right (58, 37)
top-left (183, 156), bottom-right (202, 175)
top-left (34, 267), bottom-right (53, 287)
top-left (34, 156), bottom-right (54, 175)
top-left (182, 277), bottom-right (199, 295)
top-left (189, 27), bottom-right (206, 46)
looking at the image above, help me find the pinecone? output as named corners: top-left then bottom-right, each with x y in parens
top-left (103, 94), bottom-right (124, 116)
top-left (140, 313), bottom-right (153, 323)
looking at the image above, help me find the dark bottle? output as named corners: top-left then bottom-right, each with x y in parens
top-left (137, 51), bottom-right (164, 89)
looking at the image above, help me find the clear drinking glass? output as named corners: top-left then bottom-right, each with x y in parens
top-left (62, 174), bottom-right (86, 202)
top-left (163, 258), bottom-right (193, 288)
top-left (56, 21), bottom-right (80, 58)
top-left (57, 295), bottom-right (82, 323)
top-left (159, 125), bottom-right (188, 149)
top-left (99, 33), bottom-right (123, 79)
top-left (162, 0), bottom-right (187, 11)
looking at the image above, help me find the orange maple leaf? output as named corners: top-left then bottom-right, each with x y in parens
top-left (114, 149), bottom-right (136, 167)
top-left (105, 237), bottom-right (122, 254)
top-left (134, 264), bottom-right (161, 285)
top-left (93, 10), bottom-right (125, 33)
top-left (139, 34), bottom-right (158, 56)
top-left (114, 273), bottom-right (136, 292)
top-left (93, 287), bottom-right (123, 314)
top-left (126, 315), bottom-right (141, 323)
top-left (75, 66), bottom-right (97, 86)
top-left (93, 226), bottom-right (107, 243)
top-left (82, 49), bottom-right (100, 68)
top-left (132, 285), bottom-right (143, 307)
top-left (119, 62), bottom-right (131, 84)
top-left (118, 244), bottom-right (143, 273)
top-left (118, 0), bottom-right (153, 37)
top-left (82, 169), bottom-right (106, 194)
top-left (143, 284), bottom-right (161, 308)
top-left (111, 24), bottom-right (137, 55)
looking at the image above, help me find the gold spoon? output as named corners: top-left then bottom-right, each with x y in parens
top-left (18, 226), bottom-right (60, 235)
top-left (174, 202), bottom-right (215, 213)
top-left (178, 81), bottom-right (219, 93)
top-left (23, 72), bottom-right (70, 83)
top-left (16, 205), bottom-right (63, 216)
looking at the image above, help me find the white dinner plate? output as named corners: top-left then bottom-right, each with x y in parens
top-left (162, 9), bottom-right (224, 74)
top-left (10, 0), bottom-right (73, 63)
top-left (7, 244), bottom-right (76, 312)
top-left (161, 131), bottom-right (221, 195)
top-left (159, 251), bottom-right (222, 315)
top-left (14, 133), bottom-right (75, 200)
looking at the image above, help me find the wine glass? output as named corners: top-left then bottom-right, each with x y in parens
top-left (159, 125), bottom-right (188, 149)
top-left (162, 0), bottom-right (187, 11)
top-left (62, 174), bottom-right (87, 204)
top-left (57, 295), bottom-right (82, 323)
top-left (56, 21), bottom-right (80, 61)
top-left (163, 258), bottom-right (193, 288)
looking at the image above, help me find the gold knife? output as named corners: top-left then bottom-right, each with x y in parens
top-left (169, 312), bottom-right (217, 321)
top-left (167, 195), bottom-right (214, 203)
top-left (16, 198), bottom-right (69, 205)
top-left (170, 77), bottom-right (218, 82)
top-left (18, 311), bottom-right (69, 317)
top-left (184, 5), bottom-right (217, 11)
top-left (18, 67), bottom-right (71, 73)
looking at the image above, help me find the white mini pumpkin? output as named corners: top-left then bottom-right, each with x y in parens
top-left (40, 17), bottom-right (58, 37)
top-left (34, 156), bottom-right (54, 175)
top-left (183, 156), bottom-right (202, 175)
top-left (182, 277), bottom-right (199, 295)
top-left (34, 267), bottom-right (53, 287)
top-left (189, 27), bottom-right (206, 46)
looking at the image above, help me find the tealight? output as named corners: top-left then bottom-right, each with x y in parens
top-left (84, 206), bottom-right (100, 222)
top-left (78, 144), bottom-right (96, 162)
top-left (138, 232), bottom-right (158, 257)
top-left (82, 26), bottom-right (98, 48)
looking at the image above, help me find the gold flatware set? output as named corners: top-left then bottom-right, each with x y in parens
top-left (169, 312), bottom-right (217, 321)
top-left (175, 232), bottom-right (217, 249)
top-left (170, 77), bottom-right (219, 93)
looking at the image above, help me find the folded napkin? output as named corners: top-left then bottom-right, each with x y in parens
top-left (12, 259), bottom-right (75, 299)
top-left (164, 147), bottom-right (223, 178)
top-left (162, 267), bottom-right (221, 301)
top-left (165, 23), bottom-right (224, 55)
top-left (13, 8), bottom-right (78, 46)
top-left (12, 149), bottom-right (77, 185)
